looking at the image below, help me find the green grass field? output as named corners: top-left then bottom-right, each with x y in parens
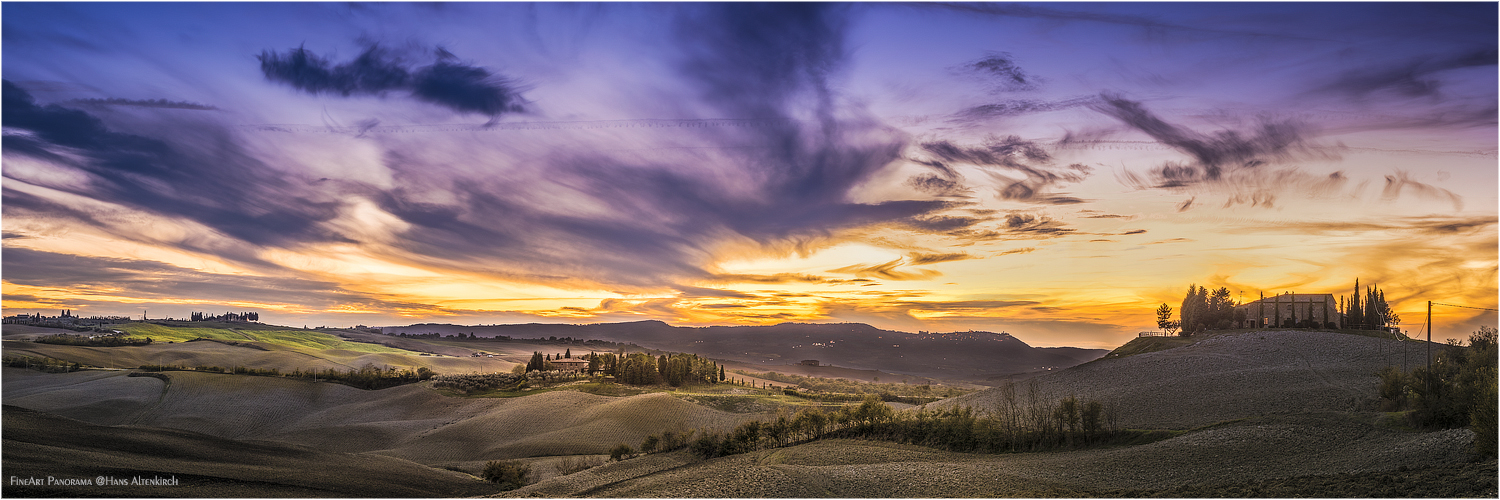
top-left (113, 323), bottom-right (408, 353)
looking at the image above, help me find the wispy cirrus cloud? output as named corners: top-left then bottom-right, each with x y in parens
top-left (911, 135), bottom-right (1094, 205)
top-left (828, 258), bottom-right (942, 281)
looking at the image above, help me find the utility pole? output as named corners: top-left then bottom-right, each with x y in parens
top-left (1427, 301), bottom-right (1433, 377)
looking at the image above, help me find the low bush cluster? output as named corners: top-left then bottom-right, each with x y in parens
top-left (481, 460), bottom-right (531, 491)
top-left (631, 390), bottom-right (1127, 462)
top-left (4, 355), bottom-right (83, 373)
top-left (553, 455), bottom-right (604, 476)
top-left (736, 370), bottom-right (971, 399)
top-left (33, 334), bottom-right (152, 347)
top-left (1377, 326), bottom-right (1497, 457)
top-left (135, 363), bottom-right (435, 390)
top-left (431, 372), bottom-right (528, 394)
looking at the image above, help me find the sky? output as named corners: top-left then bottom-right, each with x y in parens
top-left (2, 2), bottom-right (1495, 348)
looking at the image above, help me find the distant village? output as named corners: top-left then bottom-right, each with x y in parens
top-left (2, 309), bottom-right (261, 330)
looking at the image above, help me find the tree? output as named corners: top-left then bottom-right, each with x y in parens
top-left (1207, 287), bottom-right (1234, 329)
top-left (1348, 278), bottom-right (1364, 330)
top-left (527, 352), bottom-right (544, 372)
top-left (719, 365), bottom-right (726, 382)
top-left (1156, 303), bottom-right (1178, 335)
top-left (1180, 285), bottom-right (1208, 336)
top-left (564, 348), bottom-right (571, 359)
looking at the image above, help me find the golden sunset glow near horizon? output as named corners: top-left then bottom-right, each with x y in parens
top-left (3, 3), bottom-right (1496, 348)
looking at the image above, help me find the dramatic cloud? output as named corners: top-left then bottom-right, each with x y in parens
top-left (1, 80), bottom-right (343, 251)
top-left (1095, 93), bottom-right (1332, 188)
top-left (323, 3), bottom-right (951, 290)
top-left (258, 44), bottom-right (526, 117)
top-left (913, 136), bottom-right (1094, 205)
top-left (2, 3), bottom-right (1492, 344)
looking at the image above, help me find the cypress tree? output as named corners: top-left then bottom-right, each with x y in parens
top-left (1349, 279), bottom-right (1364, 330)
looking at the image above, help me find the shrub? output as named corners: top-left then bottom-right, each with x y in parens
top-left (690, 431), bottom-right (723, 458)
top-left (640, 434), bottom-right (660, 454)
top-left (481, 460), bottom-right (532, 490)
top-left (1376, 366), bottom-right (1409, 411)
top-left (5, 355), bottom-right (82, 373)
top-left (659, 428), bottom-right (694, 451)
top-left (608, 443), bottom-right (634, 461)
top-left (554, 455), bottom-right (603, 476)
top-left (1471, 365), bottom-right (1497, 457)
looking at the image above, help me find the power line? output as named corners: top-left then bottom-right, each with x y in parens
top-left (1430, 302), bottom-right (1499, 312)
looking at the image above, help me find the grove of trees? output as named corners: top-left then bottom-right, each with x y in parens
top-left (584, 351), bottom-right (721, 386)
top-left (1178, 285), bottom-right (1242, 335)
top-left (1342, 278), bottom-right (1398, 331)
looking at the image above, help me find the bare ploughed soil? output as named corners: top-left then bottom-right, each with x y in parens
top-left (940, 329), bottom-right (1438, 429)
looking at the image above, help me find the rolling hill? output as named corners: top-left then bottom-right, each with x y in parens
top-left (2, 405), bottom-right (504, 498)
top-left (3, 326), bottom-right (1490, 497)
top-left (382, 321), bottom-right (1107, 381)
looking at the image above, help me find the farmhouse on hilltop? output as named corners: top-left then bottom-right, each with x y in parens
top-left (1235, 294), bottom-right (1341, 329)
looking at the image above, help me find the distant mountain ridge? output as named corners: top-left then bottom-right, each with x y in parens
top-left (380, 320), bottom-right (1106, 381)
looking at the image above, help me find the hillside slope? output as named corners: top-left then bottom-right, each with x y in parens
top-left (500, 423), bottom-right (1485, 498)
top-left (935, 329), bottom-right (1440, 428)
top-left (2, 368), bottom-right (757, 465)
top-left (2, 405), bottom-right (502, 497)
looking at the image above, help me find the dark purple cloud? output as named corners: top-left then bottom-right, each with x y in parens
top-left (258, 44), bottom-right (526, 117)
top-left (959, 52), bottom-right (1037, 92)
top-left (1094, 93), bottom-right (1332, 187)
top-left (66, 97), bottom-right (217, 110)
